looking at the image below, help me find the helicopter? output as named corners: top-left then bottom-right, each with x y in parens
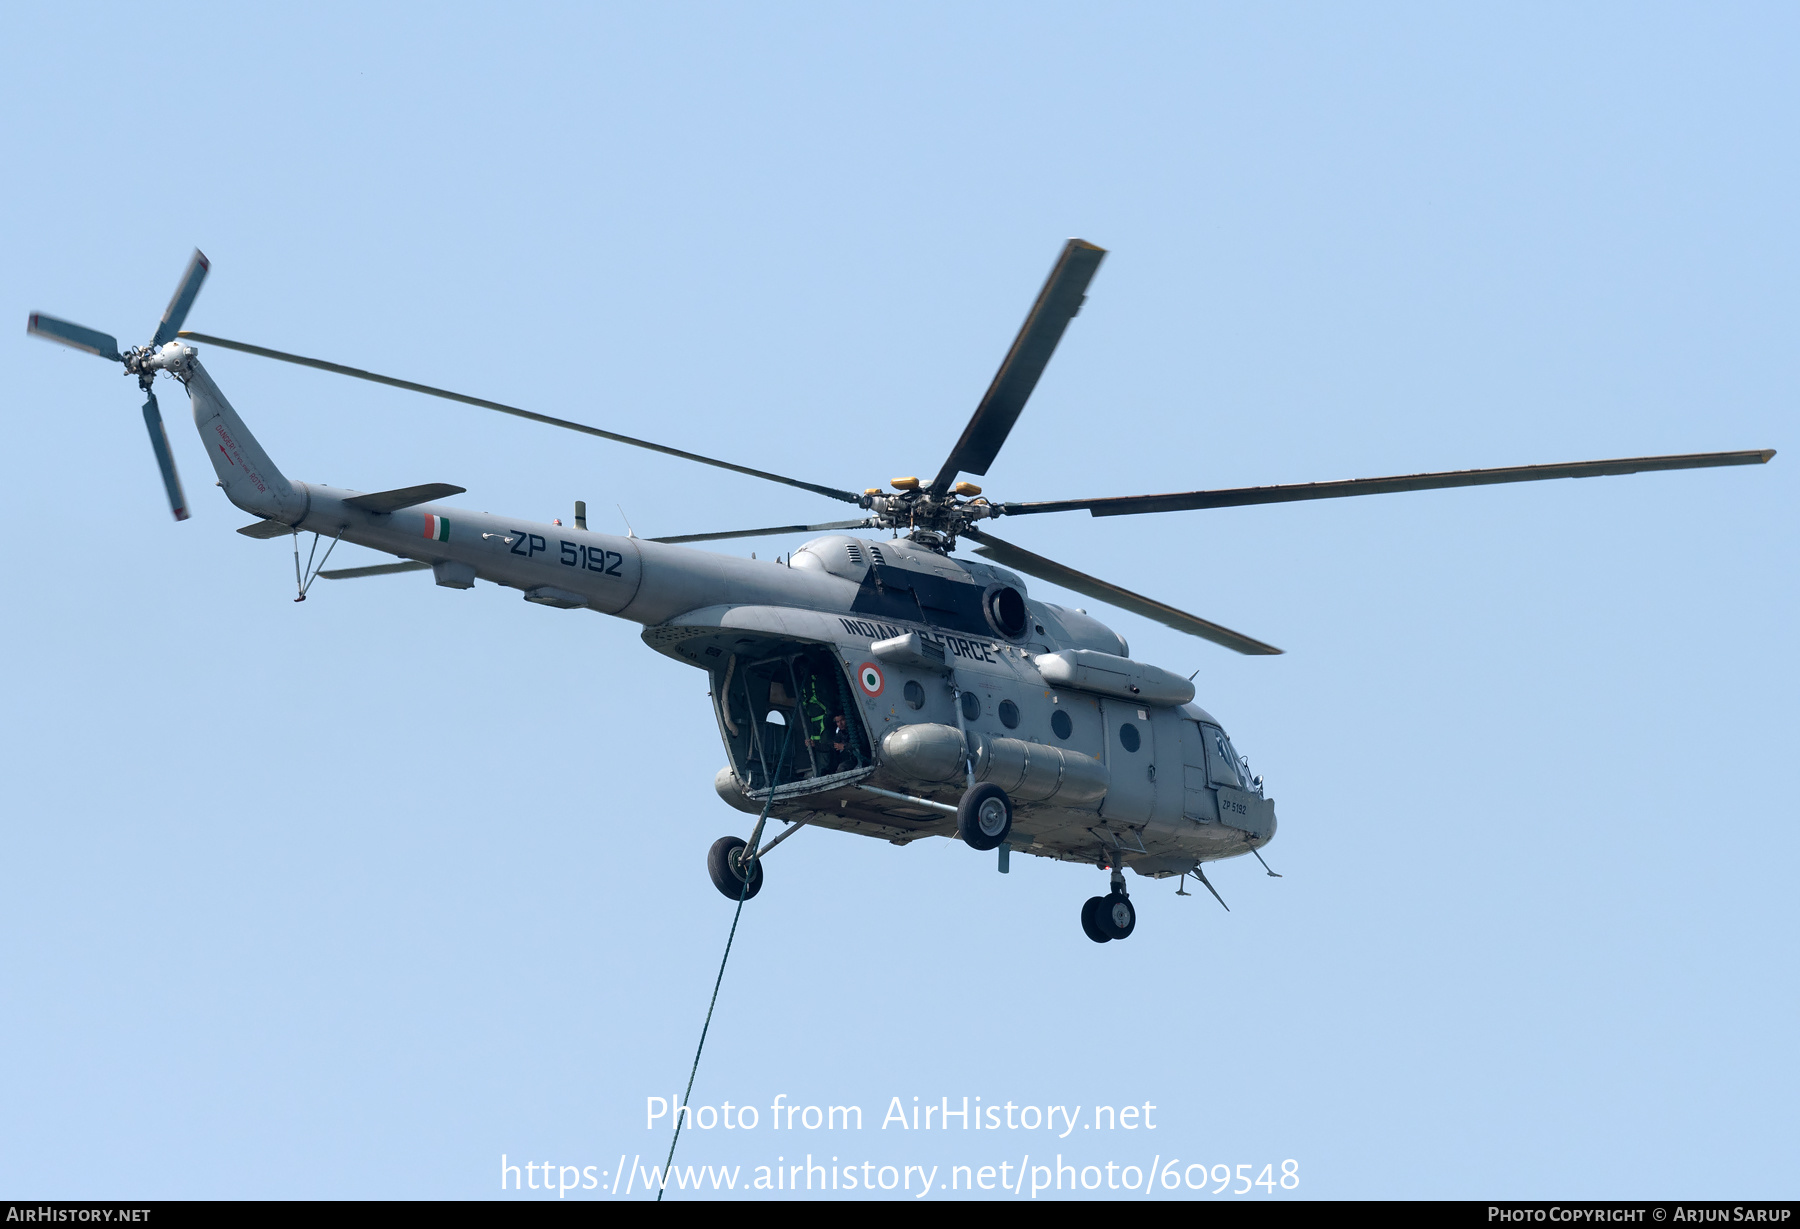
top-left (27, 241), bottom-right (1774, 944)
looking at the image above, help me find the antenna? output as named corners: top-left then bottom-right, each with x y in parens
top-left (616, 504), bottom-right (637, 538)
top-left (574, 500), bottom-right (587, 530)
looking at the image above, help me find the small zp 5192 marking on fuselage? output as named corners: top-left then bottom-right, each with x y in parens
top-left (505, 531), bottom-right (623, 576)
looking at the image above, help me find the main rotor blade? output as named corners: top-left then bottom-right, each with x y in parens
top-left (151, 249), bottom-right (210, 347)
top-left (177, 331), bottom-right (866, 506)
top-left (140, 391), bottom-right (190, 521)
top-left (27, 313), bottom-right (122, 362)
top-left (648, 518), bottom-right (872, 545)
top-left (930, 239), bottom-right (1106, 495)
top-left (1000, 449), bottom-right (1778, 518)
top-left (966, 528), bottom-right (1282, 656)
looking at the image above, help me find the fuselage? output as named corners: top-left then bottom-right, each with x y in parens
top-left (186, 354), bottom-right (1276, 877)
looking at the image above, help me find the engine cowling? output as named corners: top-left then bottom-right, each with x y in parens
top-left (1033, 649), bottom-right (1195, 707)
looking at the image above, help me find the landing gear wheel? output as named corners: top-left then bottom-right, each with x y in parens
top-left (1080, 895), bottom-right (1113, 944)
top-left (706, 836), bottom-right (764, 901)
top-left (1098, 891), bottom-right (1136, 940)
top-left (957, 782), bottom-right (1013, 851)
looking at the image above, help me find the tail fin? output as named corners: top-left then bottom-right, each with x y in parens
top-left (185, 358), bottom-right (306, 522)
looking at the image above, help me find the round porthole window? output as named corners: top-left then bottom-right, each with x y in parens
top-left (998, 699), bottom-right (1020, 729)
top-left (903, 679), bottom-right (925, 710)
top-left (1118, 722), bottom-right (1141, 753)
top-left (1051, 709), bottom-right (1072, 740)
top-left (960, 691), bottom-right (982, 722)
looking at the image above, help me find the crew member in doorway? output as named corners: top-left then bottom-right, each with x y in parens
top-left (795, 660), bottom-right (832, 775)
top-left (826, 713), bottom-right (856, 774)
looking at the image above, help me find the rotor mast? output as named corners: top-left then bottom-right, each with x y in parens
top-left (857, 477), bottom-right (994, 551)
top-left (857, 237), bottom-right (1111, 552)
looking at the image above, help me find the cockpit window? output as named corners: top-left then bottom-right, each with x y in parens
top-left (1203, 725), bottom-right (1247, 789)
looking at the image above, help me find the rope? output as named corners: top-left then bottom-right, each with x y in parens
top-left (657, 719), bottom-right (792, 1201)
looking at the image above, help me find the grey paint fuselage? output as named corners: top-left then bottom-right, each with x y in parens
top-left (185, 354), bottom-right (1274, 873)
top-left (287, 484), bottom-right (859, 626)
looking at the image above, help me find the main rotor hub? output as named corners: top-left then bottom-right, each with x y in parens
top-left (859, 488), bottom-right (998, 551)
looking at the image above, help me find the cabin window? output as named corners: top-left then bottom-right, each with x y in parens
top-left (1118, 722), bottom-right (1141, 753)
top-left (960, 691), bottom-right (981, 722)
top-left (903, 680), bottom-right (925, 710)
top-left (998, 700), bottom-right (1020, 729)
top-left (1051, 709), bottom-right (1073, 740)
top-left (1204, 725), bottom-right (1247, 788)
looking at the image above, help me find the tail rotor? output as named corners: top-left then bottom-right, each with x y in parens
top-left (27, 249), bottom-right (210, 521)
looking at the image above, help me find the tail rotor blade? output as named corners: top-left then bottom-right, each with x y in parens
top-left (27, 313), bottom-right (122, 362)
top-left (140, 391), bottom-right (190, 521)
top-left (151, 249), bottom-right (210, 347)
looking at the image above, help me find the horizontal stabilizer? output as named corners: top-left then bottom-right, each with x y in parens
top-left (318, 561), bottom-right (431, 580)
top-left (343, 483), bottom-right (466, 514)
top-left (236, 519), bottom-right (294, 539)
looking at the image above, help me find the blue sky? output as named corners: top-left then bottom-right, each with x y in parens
top-left (1, 3), bottom-right (1793, 1200)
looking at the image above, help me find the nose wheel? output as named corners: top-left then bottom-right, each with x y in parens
top-left (1081, 891), bottom-right (1136, 942)
top-left (1081, 865), bottom-right (1137, 943)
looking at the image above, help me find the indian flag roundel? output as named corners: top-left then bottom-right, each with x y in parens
top-left (423, 514), bottom-right (450, 542)
top-left (856, 662), bottom-right (884, 696)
